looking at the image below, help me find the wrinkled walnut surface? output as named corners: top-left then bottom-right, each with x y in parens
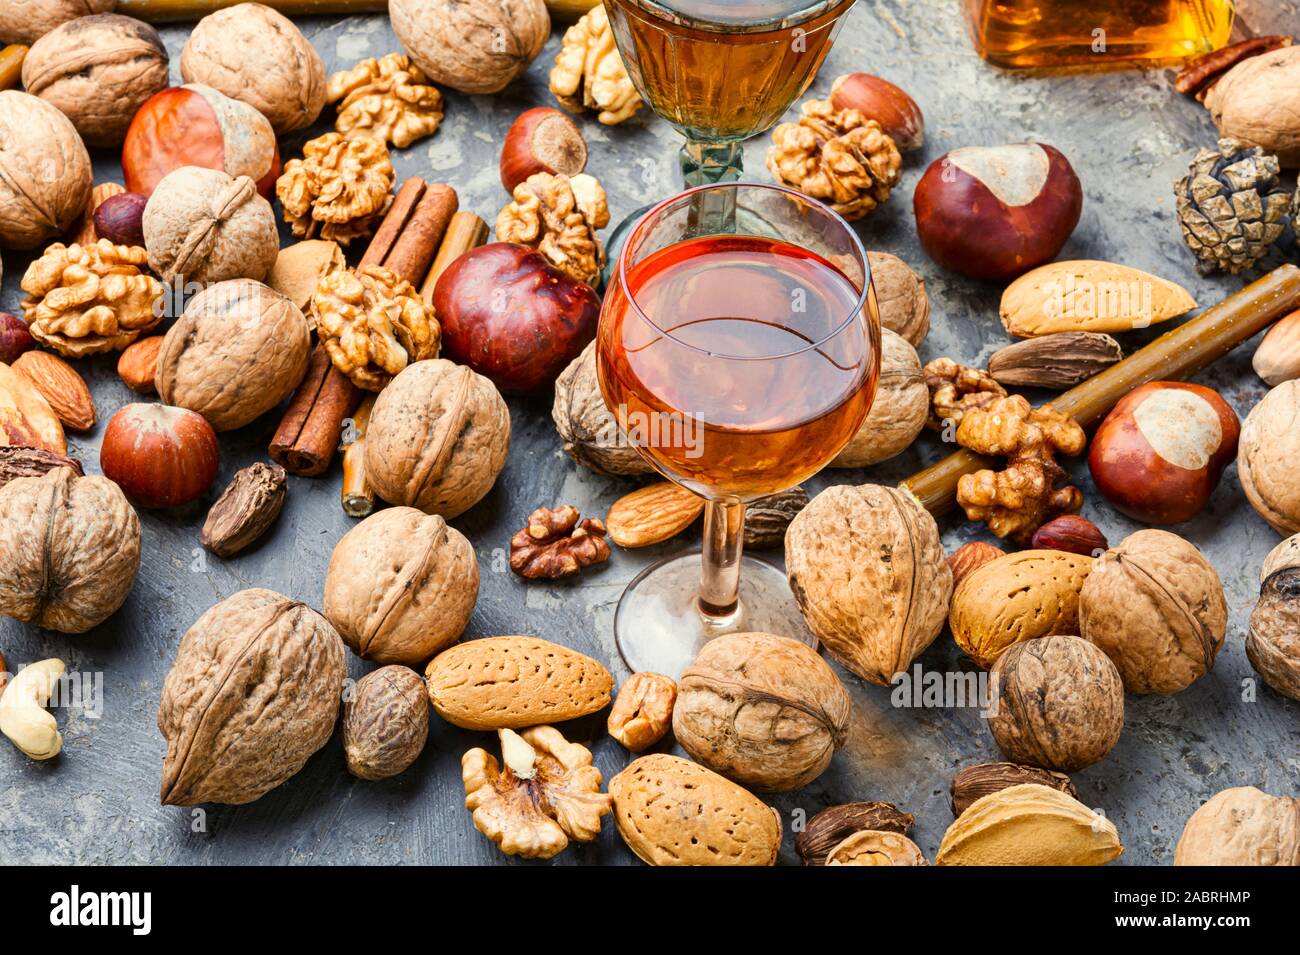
top-left (0, 0), bottom-right (116, 46)
top-left (867, 250), bottom-right (929, 346)
top-left (389, 0), bottom-right (549, 96)
top-left (673, 632), bottom-right (849, 792)
top-left (552, 340), bottom-right (654, 477)
top-left (832, 328), bottom-right (927, 467)
top-left (1239, 379), bottom-right (1300, 536)
top-left (155, 278), bottom-right (311, 431)
top-left (315, 264), bottom-right (439, 391)
top-left (158, 588), bottom-right (346, 806)
top-left (550, 5), bottom-right (641, 125)
top-left (1174, 786), bottom-right (1300, 865)
top-left (1248, 566), bottom-right (1300, 700)
top-left (21, 240), bottom-right (162, 356)
top-left (328, 52), bottom-right (444, 149)
top-left (496, 172), bottom-right (609, 285)
top-left (325, 506), bottom-right (478, 666)
top-left (0, 467), bottom-right (139, 634)
top-left (277, 132), bottom-right (395, 246)
top-left (0, 90), bottom-right (93, 251)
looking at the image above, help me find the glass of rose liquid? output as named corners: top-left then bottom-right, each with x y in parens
top-left (597, 182), bottom-right (880, 677)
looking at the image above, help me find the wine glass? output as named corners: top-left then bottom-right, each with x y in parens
top-left (600, 0), bottom-right (859, 281)
top-left (596, 182), bottom-right (880, 678)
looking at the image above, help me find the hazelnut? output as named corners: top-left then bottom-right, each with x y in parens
top-left (100, 404), bottom-right (220, 509)
top-left (1030, 515), bottom-right (1108, 556)
top-left (829, 73), bottom-right (924, 151)
top-left (606, 672), bottom-right (676, 752)
top-left (946, 540), bottom-right (1006, 589)
top-left (988, 635), bottom-right (1124, 772)
top-left (1079, 529), bottom-right (1227, 694)
top-left (92, 192), bottom-right (148, 248)
top-left (342, 665), bottom-right (430, 781)
top-left (914, 143), bottom-right (1083, 281)
top-left (1174, 787), bottom-right (1299, 866)
top-left (0, 313), bottom-right (34, 365)
top-left (1089, 382), bottom-right (1239, 525)
top-left (117, 335), bottom-right (164, 394)
top-left (500, 107), bottom-right (588, 193)
top-left (1253, 308), bottom-right (1300, 386)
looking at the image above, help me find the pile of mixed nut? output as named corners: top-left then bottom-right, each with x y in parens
top-left (0, 2), bottom-right (1298, 867)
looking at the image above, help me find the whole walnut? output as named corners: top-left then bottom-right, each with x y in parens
top-left (365, 359), bottom-right (511, 518)
top-left (324, 507), bottom-right (479, 667)
top-left (0, 467), bottom-right (140, 633)
top-left (155, 279), bottom-right (311, 431)
top-left (342, 665), bottom-right (430, 781)
top-left (0, 91), bottom-right (92, 251)
top-left (552, 341), bottom-right (655, 477)
top-left (1174, 786), bottom-right (1299, 866)
top-left (1079, 529), bottom-right (1227, 695)
top-left (988, 635), bottom-right (1124, 773)
top-left (389, 0), bottom-right (550, 95)
top-left (180, 3), bottom-right (327, 135)
top-left (142, 166), bottom-right (279, 286)
top-left (867, 251), bottom-right (930, 346)
top-left (1247, 551), bottom-right (1300, 701)
top-left (673, 632), bottom-right (850, 792)
top-left (831, 328), bottom-right (927, 468)
top-left (22, 14), bottom-right (168, 147)
top-left (1239, 380), bottom-right (1300, 536)
top-left (786, 484), bottom-right (952, 686)
top-left (158, 588), bottom-right (346, 806)
top-left (0, 0), bottom-right (115, 45)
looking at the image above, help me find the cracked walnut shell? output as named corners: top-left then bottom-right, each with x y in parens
top-left (464, 726), bottom-right (612, 860)
top-left (277, 132), bottom-right (395, 247)
top-left (1079, 529), bottom-right (1227, 695)
top-left (20, 240), bottom-right (163, 357)
top-left (767, 98), bottom-right (902, 221)
top-left (325, 506), bottom-right (478, 667)
top-left (0, 467), bottom-right (139, 634)
top-left (550, 5), bottom-right (641, 125)
top-left (607, 672), bottom-right (676, 752)
top-left (0, 91), bottom-right (93, 251)
top-left (496, 172), bottom-right (608, 286)
top-left (509, 504), bottom-right (609, 579)
top-left (364, 359), bottom-right (510, 518)
top-left (328, 52), bottom-right (444, 149)
top-left (786, 484), bottom-right (952, 686)
top-left (674, 632), bottom-right (849, 792)
top-left (315, 265), bottom-right (439, 391)
top-left (180, 3), bottom-right (327, 135)
top-left (158, 588), bottom-right (346, 806)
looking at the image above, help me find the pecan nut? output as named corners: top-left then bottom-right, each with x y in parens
top-left (509, 504), bottom-right (610, 579)
top-left (607, 672), bottom-right (676, 752)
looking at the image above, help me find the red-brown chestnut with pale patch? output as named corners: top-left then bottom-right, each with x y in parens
top-left (1089, 382), bottom-right (1239, 525)
top-left (913, 142), bottom-right (1082, 282)
top-left (100, 403), bottom-right (220, 509)
top-left (500, 108), bottom-right (588, 193)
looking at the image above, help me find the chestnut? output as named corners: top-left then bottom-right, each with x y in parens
top-left (0, 313), bottom-right (34, 365)
top-left (913, 142), bottom-right (1082, 282)
top-left (829, 73), bottom-right (923, 151)
top-left (100, 403), bottom-right (220, 509)
top-left (122, 85), bottom-right (281, 199)
top-left (433, 243), bottom-right (601, 395)
top-left (1089, 381), bottom-right (1240, 525)
top-left (92, 192), bottom-right (148, 248)
top-left (500, 107), bottom-right (588, 193)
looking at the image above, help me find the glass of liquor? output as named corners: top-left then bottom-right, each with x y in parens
top-left (597, 182), bottom-right (880, 677)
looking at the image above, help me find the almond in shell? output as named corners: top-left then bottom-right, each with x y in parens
top-left (424, 635), bottom-right (613, 730)
top-left (608, 754), bottom-right (781, 866)
top-left (1000, 260), bottom-right (1196, 338)
top-left (606, 481), bottom-right (704, 548)
top-left (11, 350), bottom-right (95, 431)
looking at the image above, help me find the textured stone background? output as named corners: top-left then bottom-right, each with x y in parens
top-left (1, 0), bottom-right (1297, 865)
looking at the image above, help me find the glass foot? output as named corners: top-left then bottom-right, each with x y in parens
top-left (613, 551), bottom-right (817, 680)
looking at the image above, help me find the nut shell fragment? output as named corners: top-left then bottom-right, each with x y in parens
top-left (607, 672), bottom-right (676, 752)
top-left (201, 462), bottom-right (287, 558)
top-left (826, 830), bottom-right (927, 866)
top-left (935, 784), bottom-right (1123, 866)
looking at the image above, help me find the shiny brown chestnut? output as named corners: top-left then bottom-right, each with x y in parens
top-left (500, 107), bottom-right (588, 193)
top-left (913, 142), bottom-right (1082, 282)
top-left (1089, 381), bottom-right (1239, 525)
top-left (433, 243), bottom-right (601, 395)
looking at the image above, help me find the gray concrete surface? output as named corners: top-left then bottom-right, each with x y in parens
top-left (1, 1), bottom-right (1296, 866)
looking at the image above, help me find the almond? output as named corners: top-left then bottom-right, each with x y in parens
top-left (117, 335), bottom-right (164, 394)
top-left (1000, 260), bottom-right (1196, 338)
top-left (10, 351), bottom-right (96, 431)
top-left (606, 481), bottom-right (704, 548)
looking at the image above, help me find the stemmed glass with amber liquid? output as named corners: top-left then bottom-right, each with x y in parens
top-left (597, 183), bottom-right (880, 677)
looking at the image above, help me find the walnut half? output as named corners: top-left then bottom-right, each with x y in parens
top-left (328, 52), bottom-right (445, 149)
top-left (509, 504), bottom-right (610, 579)
top-left (276, 132), bottom-right (395, 246)
top-left (463, 726), bottom-right (613, 860)
top-left (549, 5), bottom-right (641, 125)
top-left (496, 172), bottom-right (609, 286)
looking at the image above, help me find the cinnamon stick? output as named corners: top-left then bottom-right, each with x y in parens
top-left (341, 394), bottom-right (375, 518)
top-left (269, 178), bottom-right (459, 476)
top-left (421, 211), bottom-right (490, 305)
top-left (0, 45), bottom-right (26, 92)
top-left (118, 0), bottom-right (386, 21)
top-left (901, 264), bottom-right (1300, 517)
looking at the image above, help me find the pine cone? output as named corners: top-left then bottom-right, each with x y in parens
top-left (1174, 138), bottom-right (1291, 275)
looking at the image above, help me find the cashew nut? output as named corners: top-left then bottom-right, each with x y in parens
top-left (0, 658), bottom-right (65, 760)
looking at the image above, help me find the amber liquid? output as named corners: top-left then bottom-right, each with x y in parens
top-left (599, 235), bottom-right (878, 500)
top-left (964, 0), bottom-right (1234, 68)
top-left (604, 0), bottom-right (857, 140)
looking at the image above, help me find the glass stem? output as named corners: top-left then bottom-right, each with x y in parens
top-left (699, 498), bottom-right (744, 619)
top-left (679, 138), bottom-right (744, 187)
